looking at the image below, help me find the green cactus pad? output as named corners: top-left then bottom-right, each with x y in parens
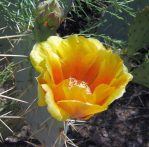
top-left (128, 6), bottom-right (149, 55)
top-left (133, 61), bottom-right (149, 88)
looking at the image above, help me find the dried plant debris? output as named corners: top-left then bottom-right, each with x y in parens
top-left (0, 125), bottom-right (42, 147)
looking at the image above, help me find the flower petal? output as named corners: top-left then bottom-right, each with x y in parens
top-left (93, 84), bottom-right (115, 105)
top-left (101, 72), bottom-right (133, 106)
top-left (51, 35), bottom-right (106, 80)
top-left (93, 67), bottom-right (133, 106)
top-left (30, 44), bottom-right (47, 72)
top-left (30, 40), bottom-right (64, 84)
top-left (30, 35), bottom-right (107, 84)
top-left (37, 83), bottom-right (46, 106)
top-left (102, 87), bottom-right (125, 107)
top-left (57, 100), bottom-right (107, 119)
top-left (53, 79), bottom-right (93, 103)
top-left (36, 72), bottom-right (52, 106)
top-left (46, 51), bottom-right (63, 84)
top-left (110, 67), bottom-right (133, 88)
top-left (42, 84), bottom-right (69, 121)
top-left (90, 50), bottom-right (123, 91)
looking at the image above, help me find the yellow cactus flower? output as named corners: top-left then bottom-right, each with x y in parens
top-left (30, 35), bottom-right (133, 121)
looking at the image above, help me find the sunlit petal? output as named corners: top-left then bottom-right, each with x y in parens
top-left (42, 84), bottom-right (69, 121)
top-left (57, 100), bottom-right (107, 119)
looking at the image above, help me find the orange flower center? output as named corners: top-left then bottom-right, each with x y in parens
top-left (68, 77), bottom-right (92, 94)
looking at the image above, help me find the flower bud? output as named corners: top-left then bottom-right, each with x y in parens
top-left (34, 0), bottom-right (64, 41)
top-left (36, 0), bottom-right (64, 29)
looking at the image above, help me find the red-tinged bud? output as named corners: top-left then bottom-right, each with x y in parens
top-left (34, 0), bottom-right (64, 41)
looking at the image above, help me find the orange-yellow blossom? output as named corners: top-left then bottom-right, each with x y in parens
top-left (30, 35), bottom-right (133, 121)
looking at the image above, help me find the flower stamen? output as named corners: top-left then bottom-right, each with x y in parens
top-left (68, 77), bottom-right (91, 94)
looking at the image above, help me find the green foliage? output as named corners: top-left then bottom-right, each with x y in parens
top-left (128, 6), bottom-right (149, 55)
top-left (70, 0), bottom-right (135, 50)
top-left (0, 0), bottom-right (73, 34)
top-left (127, 6), bottom-right (149, 88)
top-left (0, 0), bottom-right (135, 48)
top-left (0, 0), bottom-right (38, 32)
top-left (0, 62), bottom-right (14, 86)
top-left (132, 61), bottom-right (149, 88)
top-left (59, 0), bottom-right (74, 15)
